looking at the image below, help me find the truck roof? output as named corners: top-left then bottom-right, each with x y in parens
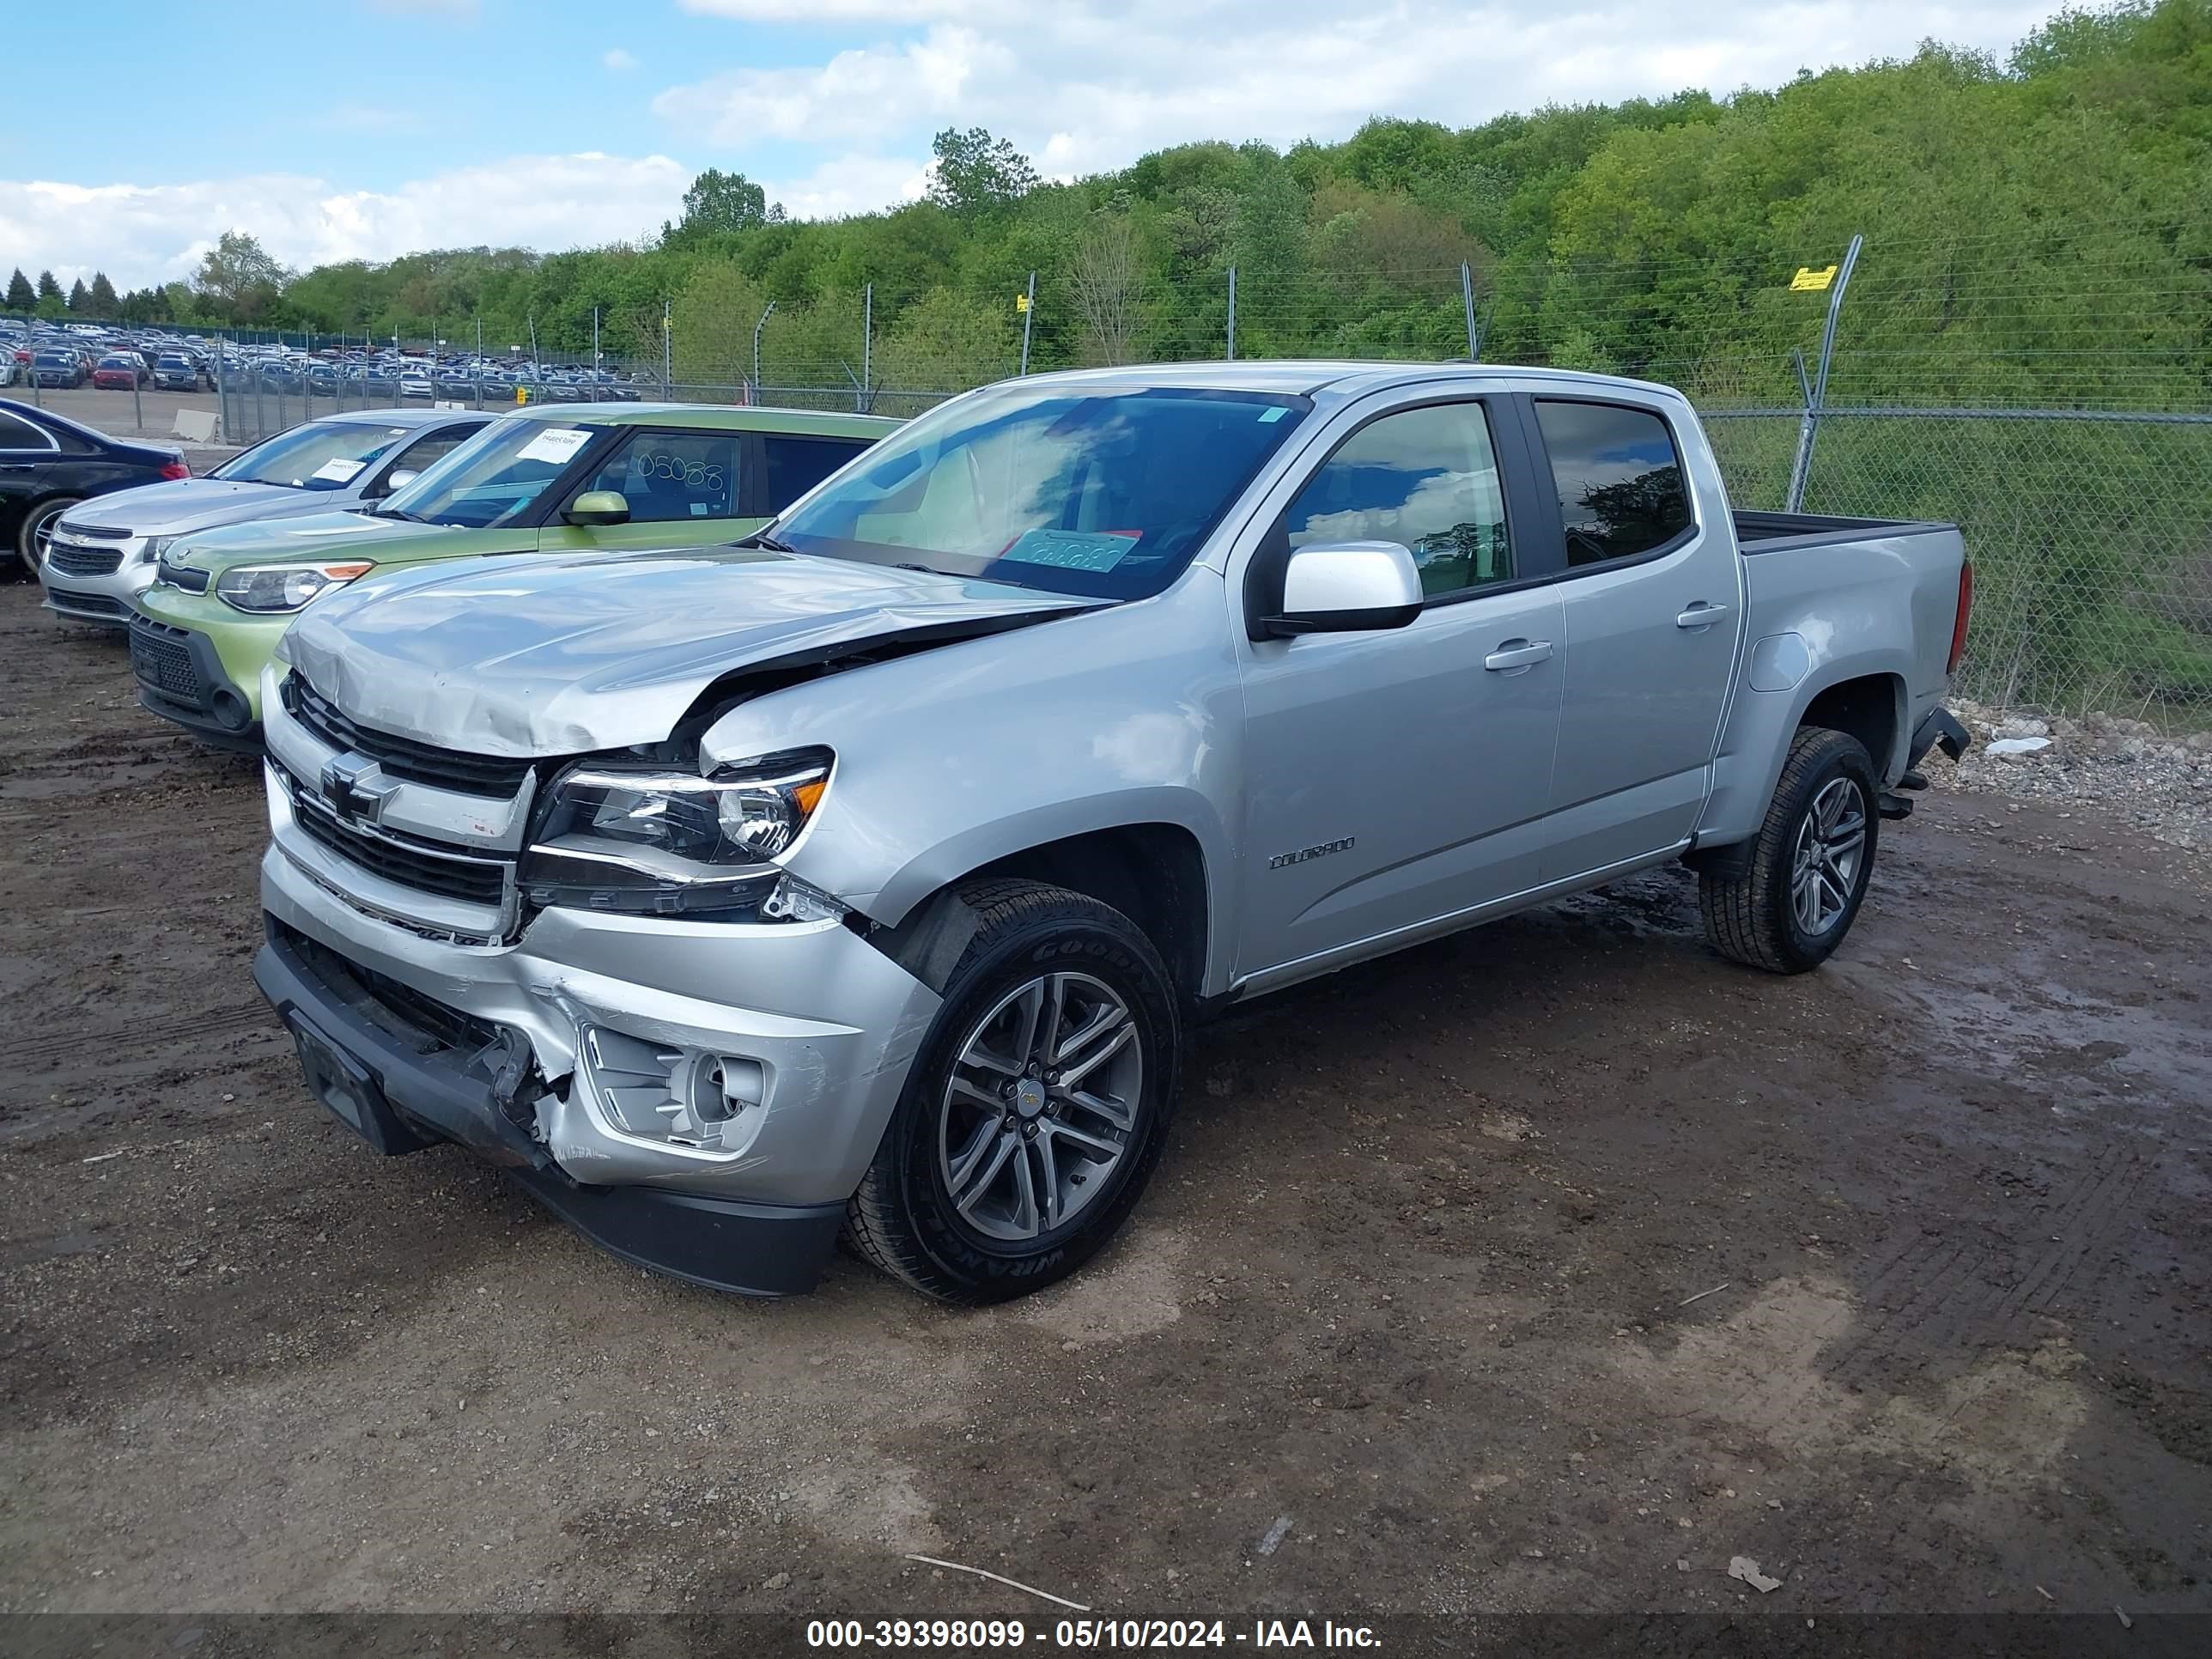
top-left (516, 402), bottom-right (905, 438)
top-left (1013, 360), bottom-right (1686, 401)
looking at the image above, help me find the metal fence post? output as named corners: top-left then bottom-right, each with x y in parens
top-left (662, 298), bottom-right (672, 398)
top-left (753, 301), bottom-right (776, 400)
top-left (862, 283), bottom-right (873, 406)
top-left (1019, 271), bottom-right (1035, 375)
top-left (1225, 265), bottom-right (1237, 362)
top-left (1785, 233), bottom-right (1863, 513)
top-left (213, 341), bottom-right (226, 443)
top-left (131, 368), bottom-right (143, 433)
top-left (1461, 262), bottom-right (1478, 360)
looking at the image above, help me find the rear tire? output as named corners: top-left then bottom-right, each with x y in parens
top-left (844, 878), bottom-right (1181, 1304)
top-left (1698, 726), bottom-right (1880, 974)
top-left (11, 496), bottom-right (79, 580)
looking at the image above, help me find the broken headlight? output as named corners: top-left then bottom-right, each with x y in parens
top-left (520, 749), bottom-right (839, 921)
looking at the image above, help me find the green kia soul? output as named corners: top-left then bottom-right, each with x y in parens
top-left (130, 403), bottom-right (901, 749)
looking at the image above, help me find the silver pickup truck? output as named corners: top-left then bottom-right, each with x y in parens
top-left (249, 364), bottom-right (1972, 1303)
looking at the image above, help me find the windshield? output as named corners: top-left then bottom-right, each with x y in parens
top-left (774, 385), bottom-right (1310, 600)
top-left (377, 415), bottom-right (594, 529)
top-left (210, 419), bottom-right (417, 491)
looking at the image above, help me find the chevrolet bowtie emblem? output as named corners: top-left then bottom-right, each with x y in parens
top-left (319, 753), bottom-right (386, 824)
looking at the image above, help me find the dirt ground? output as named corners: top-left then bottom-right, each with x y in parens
top-left (1, 574), bottom-right (2207, 1645)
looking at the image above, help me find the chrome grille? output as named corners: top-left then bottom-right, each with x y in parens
top-left (46, 542), bottom-right (125, 577)
top-left (283, 674), bottom-right (537, 799)
top-left (282, 770), bottom-right (510, 908)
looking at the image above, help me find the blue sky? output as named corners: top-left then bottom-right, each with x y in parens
top-left (1, 0), bottom-right (2059, 289)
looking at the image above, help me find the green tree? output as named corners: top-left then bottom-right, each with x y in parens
top-left (872, 286), bottom-right (1017, 392)
top-left (66, 277), bottom-right (90, 313)
top-left (34, 270), bottom-right (64, 319)
top-left (35, 270), bottom-right (61, 303)
top-left (928, 127), bottom-right (1038, 217)
top-left (669, 261), bottom-right (771, 386)
top-left (192, 229), bottom-right (289, 323)
top-left (88, 272), bottom-right (119, 316)
top-left (5, 269), bottom-right (33, 310)
top-left (663, 168), bottom-right (779, 246)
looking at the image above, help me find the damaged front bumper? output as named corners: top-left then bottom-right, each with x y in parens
top-left (255, 840), bottom-right (942, 1296)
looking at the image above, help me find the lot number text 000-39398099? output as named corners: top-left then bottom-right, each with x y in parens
top-left (805, 1618), bottom-right (1383, 1648)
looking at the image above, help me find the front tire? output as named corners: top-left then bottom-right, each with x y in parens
top-left (1698, 726), bottom-right (1880, 974)
top-left (11, 496), bottom-right (79, 580)
top-left (845, 878), bottom-right (1181, 1304)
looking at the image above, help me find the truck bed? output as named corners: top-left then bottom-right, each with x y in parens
top-left (1733, 509), bottom-right (1957, 553)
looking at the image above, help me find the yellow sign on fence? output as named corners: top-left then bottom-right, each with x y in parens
top-left (1015, 293), bottom-right (1031, 313)
top-left (1790, 264), bottom-right (1838, 292)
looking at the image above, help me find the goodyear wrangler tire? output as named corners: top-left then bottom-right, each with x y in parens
top-left (1698, 726), bottom-right (1881, 974)
top-left (844, 878), bottom-right (1180, 1304)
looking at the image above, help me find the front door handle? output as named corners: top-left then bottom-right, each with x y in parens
top-left (1483, 639), bottom-right (1554, 673)
top-left (1676, 602), bottom-right (1730, 629)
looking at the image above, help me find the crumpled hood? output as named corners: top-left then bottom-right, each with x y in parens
top-left (64, 478), bottom-right (342, 538)
top-left (280, 547), bottom-right (1097, 756)
top-left (167, 508), bottom-right (464, 573)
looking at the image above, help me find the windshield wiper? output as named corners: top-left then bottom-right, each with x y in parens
top-left (374, 506), bottom-right (425, 523)
top-left (735, 530), bottom-right (794, 553)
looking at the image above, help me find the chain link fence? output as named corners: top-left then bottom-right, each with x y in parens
top-left (627, 222), bottom-right (2209, 726)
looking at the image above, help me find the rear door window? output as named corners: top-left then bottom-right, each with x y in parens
top-left (763, 434), bottom-right (871, 513)
top-left (0, 410), bottom-right (55, 450)
top-left (1531, 400), bottom-right (1692, 568)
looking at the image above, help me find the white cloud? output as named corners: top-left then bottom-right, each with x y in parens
top-left (652, 23), bottom-right (1009, 145)
top-left (763, 153), bottom-right (933, 219)
top-left (0, 154), bottom-right (689, 289)
top-left (661, 1), bottom-right (2056, 182)
top-left (603, 47), bottom-right (638, 72)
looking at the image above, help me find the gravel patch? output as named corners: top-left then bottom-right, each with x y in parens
top-left (1930, 699), bottom-right (2212, 854)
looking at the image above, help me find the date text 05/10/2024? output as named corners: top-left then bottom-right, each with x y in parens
top-left (805, 1618), bottom-right (1382, 1648)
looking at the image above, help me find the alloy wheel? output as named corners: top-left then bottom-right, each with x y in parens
top-left (1790, 776), bottom-right (1867, 936)
top-left (937, 970), bottom-right (1145, 1243)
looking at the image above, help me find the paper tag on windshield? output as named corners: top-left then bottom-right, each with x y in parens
top-left (516, 427), bottom-right (592, 465)
top-left (998, 528), bottom-right (1139, 574)
top-left (311, 457), bottom-right (366, 484)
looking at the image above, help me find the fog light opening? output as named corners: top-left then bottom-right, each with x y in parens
top-left (210, 687), bottom-right (252, 731)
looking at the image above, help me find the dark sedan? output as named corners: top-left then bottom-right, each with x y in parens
top-left (0, 398), bottom-right (189, 577)
top-left (152, 353), bottom-right (204, 392)
top-left (31, 350), bottom-right (85, 389)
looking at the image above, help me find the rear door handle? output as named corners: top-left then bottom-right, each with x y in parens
top-left (1676, 602), bottom-right (1730, 629)
top-left (1483, 639), bottom-right (1554, 672)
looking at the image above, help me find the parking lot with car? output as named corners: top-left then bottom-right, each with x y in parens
top-left (3, 374), bottom-right (2208, 1626)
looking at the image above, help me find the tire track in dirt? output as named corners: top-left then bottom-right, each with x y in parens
top-left (1835, 1142), bottom-right (2150, 1388)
